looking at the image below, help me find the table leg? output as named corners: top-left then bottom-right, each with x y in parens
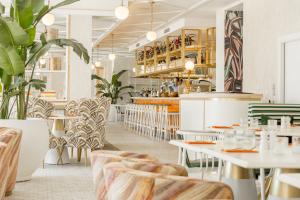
top-left (177, 147), bottom-right (182, 165)
top-left (260, 168), bottom-right (265, 200)
top-left (217, 158), bottom-right (222, 181)
top-left (223, 162), bottom-right (257, 200)
top-left (268, 168), bottom-right (300, 200)
top-left (182, 149), bottom-right (187, 167)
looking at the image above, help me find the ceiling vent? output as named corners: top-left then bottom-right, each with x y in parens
top-left (164, 27), bottom-right (170, 34)
top-left (136, 43), bottom-right (140, 47)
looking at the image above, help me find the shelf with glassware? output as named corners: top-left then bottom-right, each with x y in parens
top-left (134, 28), bottom-right (216, 78)
top-left (25, 52), bottom-right (68, 102)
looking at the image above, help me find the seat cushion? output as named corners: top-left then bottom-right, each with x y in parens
top-left (91, 150), bottom-right (188, 200)
top-left (103, 162), bottom-right (233, 200)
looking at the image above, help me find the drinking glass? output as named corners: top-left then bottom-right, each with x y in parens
top-left (235, 129), bottom-right (256, 150)
top-left (223, 131), bottom-right (236, 150)
top-left (292, 137), bottom-right (300, 154)
top-left (250, 118), bottom-right (259, 129)
top-left (281, 116), bottom-right (291, 130)
top-left (268, 119), bottom-right (278, 131)
top-left (273, 137), bottom-right (289, 154)
top-left (240, 118), bottom-right (248, 129)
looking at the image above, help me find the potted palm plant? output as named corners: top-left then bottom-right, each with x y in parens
top-left (0, 0), bottom-right (89, 181)
top-left (92, 70), bottom-right (134, 121)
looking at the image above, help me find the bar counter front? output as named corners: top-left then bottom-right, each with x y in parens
top-left (132, 97), bottom-right (179, 113)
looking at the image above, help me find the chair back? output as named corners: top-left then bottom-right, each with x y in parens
top-left (65, 100), bottom-right (79, 117)
top-left (27, 98), bottom-right (54, 119)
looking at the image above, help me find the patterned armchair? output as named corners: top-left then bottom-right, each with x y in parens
top-left (91, 150), bottom-right (188, 200)
top-left (27, 98), bottom-right (65, 165)
top-left (0, 128), bottom-right (22, 199)
top-left (103, 162), bottom-right (233, 200)
top-left (64, 97), bottom-right (111, 165)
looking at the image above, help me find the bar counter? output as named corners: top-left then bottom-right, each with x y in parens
top-left (132, 97), bottom-right (179, 113)
top-left (180, 92), bottom-right (262, 130)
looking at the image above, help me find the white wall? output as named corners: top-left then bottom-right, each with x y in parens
top-left (243, 0), bottom-right (300, 102)
top-left (67, 15), bottom-right (92, 100)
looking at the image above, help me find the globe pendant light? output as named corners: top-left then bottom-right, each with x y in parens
top-left (146, 1), bottom-right (157, 41)
top-left (42, 13), bottom-right (55, 26)
top-left (185, 60), bottom-right (195, 71)
top-left (115, 0), bottom-right (129, 20)
top-left (108, 34), bottom-right (116, 61)
top-left (42, 1), bottom-right (55, 26)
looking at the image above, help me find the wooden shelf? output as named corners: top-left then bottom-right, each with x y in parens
top-left (134, 28), bottom-right (216, 78)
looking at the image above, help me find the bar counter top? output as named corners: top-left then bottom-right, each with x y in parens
top-left (180, 92), bottom-right (262, 100)
top-left (131, 97), bottom-right (179, 100)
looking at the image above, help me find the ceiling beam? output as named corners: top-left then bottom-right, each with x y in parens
top-left (53, 9), bottom-right (114, 17)
top-left (130, 10), bottom-right (183, 16)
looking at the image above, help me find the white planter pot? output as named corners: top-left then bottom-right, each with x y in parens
top-left (0, 119), bottom-right (48, 181)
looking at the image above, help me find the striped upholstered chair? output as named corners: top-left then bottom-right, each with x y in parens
top-left (91, 150), bottom-right (189, 200)
top-left (64, 97), bottom-right (111, 165)
top-left (103, 162), bottom-right (233, 200)
top-left (0, 128), bottom-right (22, 199)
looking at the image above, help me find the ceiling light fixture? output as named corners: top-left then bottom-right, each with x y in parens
top-left (108, 34), bottom-right (116, 61)
top-left (42, 1), bottom-right (55, 26)
top-left (115, 0), bottom-right (129, 20)
top-left (146, 0), bottom-right (157, 41)
top-left (42, 13), bottom-right (55, 26)
top-left (185, 60), bottom-right (195, 71)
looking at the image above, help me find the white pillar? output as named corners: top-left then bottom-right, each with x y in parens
top-left (67, 15), bottom-right (92, 100)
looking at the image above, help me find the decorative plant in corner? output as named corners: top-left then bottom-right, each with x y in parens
top-left (91, 70), bottom-right (134, 104)
top-left (0, 0), bottom-right (89, 119)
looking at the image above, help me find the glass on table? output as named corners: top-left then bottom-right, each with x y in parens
top-left (272, 137), bottom-right (289, 154)
top-left (222, 131), bottom-right (236, 150)
top-left (292, 137), bottom-right (300, 154)
top-left (280, 116), bottom-right (291, 130)
top-left (235, 129), bottom-right (256, 150)
top-left (268, 119), bottom-right (278, 131)
top-left (250, 118), bottom-right (259, 129)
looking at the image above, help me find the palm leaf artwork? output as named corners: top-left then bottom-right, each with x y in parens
top-left (91, 70), bottom-right (134, 104)
top-left (0, 0), bottom-right (89, 119)
top-left (224, 11), bottom-right (243, 92)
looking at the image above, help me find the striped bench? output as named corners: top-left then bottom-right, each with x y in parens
top-left (248, 103), bottom-right (300, 125)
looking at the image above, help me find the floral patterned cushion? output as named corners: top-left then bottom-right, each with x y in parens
top-left (103, 162), bottom-right (233, 200)
top-left (0, 128), bottom-right (22, 198)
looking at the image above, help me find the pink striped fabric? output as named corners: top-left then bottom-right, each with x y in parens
top-left (103, 162), bottom-right (233, 200)
top-left (0, 128), bottom-right (22, 199)
top-left (91, 150), bottom-right (188, 200)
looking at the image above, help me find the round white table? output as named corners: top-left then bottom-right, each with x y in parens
top-left (44, 115), bottom-right (79, 165)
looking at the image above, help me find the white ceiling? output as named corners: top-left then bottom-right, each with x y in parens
top-left (93, 0), bottom-right (236, 52)
top-left (1, 0), bottom-right (238, 59)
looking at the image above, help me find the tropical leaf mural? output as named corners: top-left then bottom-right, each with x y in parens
top-left (224, 11), bottom-right (243, 92)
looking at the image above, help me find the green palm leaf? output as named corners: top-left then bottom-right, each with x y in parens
top-left (0, 46), bottom-right (25, 75)
top-left (0, 18), bottom-right (29, 47)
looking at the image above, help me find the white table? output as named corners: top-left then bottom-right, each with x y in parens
top-left (279, 173), bottom-right (300, 189)
top-left (45, 115), bottom-right (79, 165)
top-left (170, 140), bottom-right (300, 200)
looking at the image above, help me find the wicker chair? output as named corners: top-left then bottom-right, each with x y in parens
top-left (27, 98), bottom-right (66, 165)
top-left (64, 97), bottom-right (111, 165)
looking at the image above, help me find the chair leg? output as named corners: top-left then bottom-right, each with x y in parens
top-left (71, 147), bottom-right (74, 159)
top-left (77, 148), bottom-right (82, 162)
top-left (42, 160), bottom-right (45, 169)
top-left (84, 148), bottom-right (88, 166)
top-left (56, 147), bottom-right (64, 165)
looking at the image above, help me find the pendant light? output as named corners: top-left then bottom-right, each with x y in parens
top-left (146, 0), bottom-right (157, 41)
top-left (42, 0), bottom-right (55, 26)
top-left (185, 60), bottom-right (195, 71)
top-left (115, 0), bottom-right (129, 20)
top-left (108, 34), bottom-right (116, 61)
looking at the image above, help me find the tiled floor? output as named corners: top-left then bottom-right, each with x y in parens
top-left (6, 122), bottom-right (181, 200)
